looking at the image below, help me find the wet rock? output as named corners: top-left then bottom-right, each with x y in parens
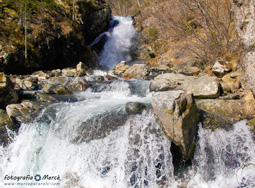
top-left (122, 64), bottom-right (150, 79)
top-left (199, 110), bottom-right (233, 131)
top-left (212, 60), bottom-right (232, 77)
top-left (125, 102), bottom-right (147, 115)
top-left (152, 90), bottom-right (200, 159)
top-left (73, 111), bottom-right (128, 143)
top-left (95, 76), bottom-right (104, 82)
top-left (34, 92), bottom-right (58, 104)
top-left (13, 77), bottom-right (39, 91)
top-left (0, 72), bottom-right (18, 109)
top-left (42, 83), bottom-right (72, 95)
top-left (197, 93), bottom-right (255, 124)
top-left (0, 109), bottom-right (16, 133)
top-left (49, 77), bottom-right (67, 85)
top-left (6, 100), bottom-right (43, 124)
top-left (114, 61), bottom-right (130, 74)
top-left (105, 75), bottom-right (118, 81)
top-left (66, 77), bottom-right (89, 92)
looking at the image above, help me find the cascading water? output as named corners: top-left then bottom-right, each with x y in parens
top-left (97, 16), bottom-right (136, 69)
top-left (1, 16), bottom-right (255, 188)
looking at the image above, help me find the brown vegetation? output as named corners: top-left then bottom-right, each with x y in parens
top-left (108, 0), bottom-right (239, 68)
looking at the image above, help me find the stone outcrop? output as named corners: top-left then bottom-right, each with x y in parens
top-left (6, 100), bottom-right (43, 124)
top-left (182, 76), bottom-right (221, 99)
top-left (150, 73), bottom-right (188, 91)
top-left (231, 0), bottom-right (255, 93)
top-left (151, 90), bottom-right (200, 159)
top-left (150, 73), bottom-right (221, 99)
top-left (197, 90), bottom-right (255, 123)
top-left (0, 0), bottom-right (111, 74)
top-left (42, 83), bottom-right (72, 95)
top-left (122, 64), bottom-right (150, 79)
top-left (0, 72), bottom-right (18, 109)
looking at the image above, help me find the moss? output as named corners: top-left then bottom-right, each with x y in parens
top-left (166, 109), bottom-right (174, 115)
top-left (247, 118), bottom-right (255, 132)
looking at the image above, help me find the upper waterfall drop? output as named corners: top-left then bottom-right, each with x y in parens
top-left (99, 16), bottom-right (136, 70)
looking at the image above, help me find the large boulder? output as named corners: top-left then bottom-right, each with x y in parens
top-left (152, 90), bottom-right (200, 159)
top-left (13, 77), bottom-right (39, 91)
top-left (122, 64), bottom-right (150, 79)
top-left (42, 83), bottom-right (72, 95)
top-left (150, 73), bottom-right (188, 91)
top-left (182, 76), bottom-right (221, 99)
top-left (0, 72), bottom-right (18, 109)
top-left (6, 100), bottom-right (42, 124)
top-left (150, 73), bottom-right (221, 99)
top-left (65, 77), bottom-right (89, 92)
top-left (197, 90), bottom-right (255, 123)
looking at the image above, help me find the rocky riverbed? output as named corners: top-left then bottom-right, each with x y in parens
top-left (1, 58), bottom-right (255, 159)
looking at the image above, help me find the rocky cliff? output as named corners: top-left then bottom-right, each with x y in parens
top-left (0, 0), bottom-right (112, 74)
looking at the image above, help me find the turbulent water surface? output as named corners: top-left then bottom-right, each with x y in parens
top-left (1, 17), bottom-right (255, 188)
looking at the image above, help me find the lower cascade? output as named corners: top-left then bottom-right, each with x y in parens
top-left (0, 16), bottom-right (255, 188)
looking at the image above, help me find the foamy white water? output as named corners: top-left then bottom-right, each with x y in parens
top-left (99, 16), bottom-right (136, 69)
top-left (0, 80), bottom-right (174, 188)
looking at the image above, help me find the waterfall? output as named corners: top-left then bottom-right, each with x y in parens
top-left (1, 16), bottom-right (255, 188)
top-left (0, 80), bottom-right (175, 188)
top-left (98, 16), bottom-right (136, 70)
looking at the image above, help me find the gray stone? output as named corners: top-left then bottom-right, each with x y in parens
top-left (6, 100), bottom-right (43, 124)
top-left (150, 73), bottom-right (221, 99)
top-left (152, 90), bottom-right (200, 159)
top-left (150, 73), bottom-right (189, 91)
top-left (66, 77), bottom-right (89, 92)
top-left (14, 78), bottom-right (39, 91)
top-left (42, 83), bottom-right (72, 95)
top-left (182, 76), bottom-right (220, 99)
top-left (125, 102), bottom-right (147, 115)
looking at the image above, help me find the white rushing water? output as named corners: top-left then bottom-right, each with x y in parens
top-left (99, 16), bottom-right (136, 69)
top-left (1, 16), bottom-right (255, 188)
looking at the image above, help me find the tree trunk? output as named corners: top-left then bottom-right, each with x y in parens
top-left (231, 0), bottom-right (255, 93)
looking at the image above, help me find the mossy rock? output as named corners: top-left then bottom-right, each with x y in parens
top-left (199, 110), bottom-right (233, 131)
top-left (247, 118), bottom-right (255, 132)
